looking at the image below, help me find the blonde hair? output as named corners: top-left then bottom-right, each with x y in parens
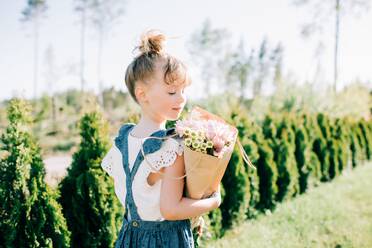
top-left (125, 30), bottom-right (191, 104)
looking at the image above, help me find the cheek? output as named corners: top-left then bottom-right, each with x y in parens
top-left (159, 95), bottom-right (173, 108)
top-left (150, 92), bottom-right (172, 110)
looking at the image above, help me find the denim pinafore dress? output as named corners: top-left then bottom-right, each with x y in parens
top-left (114, 124), bottom-right (194, 248)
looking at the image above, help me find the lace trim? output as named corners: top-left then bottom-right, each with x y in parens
top-left (101, 139), bottom-right (122, 178)
top-left (144, 138), bottom-right (183, 172)
top-left (101, 148), bottom-right (115, 177)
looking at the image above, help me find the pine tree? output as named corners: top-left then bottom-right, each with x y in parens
top-left (293, 118), bottom-right (313, 194)
top-left (0, 98), bottom-right (70, 247)
top-left (231, 110), bottom-right (260, 219)
top-left (250, 114), bottom-right (279, 212)
top-left (314, 113), bottom-right (332, 181)
top-left (333, 118), bottom-right (351, 174)
top-left (220, 144), bottom-right (250, 229)
top-left (349, 123), bottom-right (363, 168)
top-left (275, 116), bottom-right (300, 201)
top-left (358, 119), bottom-right (372, 160)
top-left (58, 109), bottom-right (122, 248)
top-left (219, 108), bottom-right (261, 230)
top-left (301, 113), bottom-right (322, 184)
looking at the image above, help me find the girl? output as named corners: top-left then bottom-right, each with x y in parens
top-left (101, 30), bottom-right (221, 248)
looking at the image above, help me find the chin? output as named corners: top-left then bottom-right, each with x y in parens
top-left (167, 113), bottom-right (181, 121)
top-left (167, 116), bottom-right (178, 121)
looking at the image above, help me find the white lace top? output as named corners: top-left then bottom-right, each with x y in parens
top-left (101, 134), bottom-right (183, 221)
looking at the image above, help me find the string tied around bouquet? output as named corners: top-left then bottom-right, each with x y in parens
top-left (139, 133), bottom-right (256, 181)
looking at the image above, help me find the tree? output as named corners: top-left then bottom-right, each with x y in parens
top-left (293, 0), bottom-right (371, 93)
top-left (89, 0), bottom-right (126, 107)
top-left (225, 39), bottom-right (254, 102)
top-left (187, 19), bottom-right (232, 97)
top-left (21, 0), bottom-right (48, 100)
top-left (293, 118), bottom-right (313, 194)
top-left (230, 107), bottom-right (260, 219)
top-left (252, 114), bottom-right (279, 211)
top-left (58, 109), bottom-right (122, 247)
top-left (43, 45), bottom-right (61, 134)
top-left (74, 0), bottom-right (88, 93)
top-left (0, 98), bottom-right (70, 247)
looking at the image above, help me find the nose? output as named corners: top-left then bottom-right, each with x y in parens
top-left (178, 91), bottom-right (186, 105)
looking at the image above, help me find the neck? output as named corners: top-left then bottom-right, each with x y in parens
top-left (131, 112), bottom-right (167, 137)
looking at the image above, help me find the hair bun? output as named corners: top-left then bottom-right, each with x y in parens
top-left (138, 29), bottom-right (166, 55)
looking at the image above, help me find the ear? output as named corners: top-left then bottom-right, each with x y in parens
top-left (135, 84), bottom-right (148, 103)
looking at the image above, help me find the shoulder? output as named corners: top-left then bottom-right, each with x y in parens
top-left (144, 136), bottom-right (184, 172)
top-left (101, 137), bottom-right (122, 178)
top-left (116, 123), bottom-right (135, 139)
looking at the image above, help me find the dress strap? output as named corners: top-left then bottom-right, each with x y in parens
top-left (115, 123), bottom-right (141, 220)
top-left (115, 123), bottom-right (176, 221)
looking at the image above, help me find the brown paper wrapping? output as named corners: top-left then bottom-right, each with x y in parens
top-left (182, 106), bottom-right (238, 200)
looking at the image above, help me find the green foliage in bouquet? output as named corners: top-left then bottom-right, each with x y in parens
top-left (0, 98), bottom-right (70, 247)
top-left (58, 110), bottom-right (122, 248)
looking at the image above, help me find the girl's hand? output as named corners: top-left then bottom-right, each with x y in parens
top-left (197, 224), bottom-right (203, 236)
top-left (209, 183), bottom-right (222, 208)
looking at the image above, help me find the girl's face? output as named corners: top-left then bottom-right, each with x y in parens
top-left (137, 63), bottom-right (188, 122)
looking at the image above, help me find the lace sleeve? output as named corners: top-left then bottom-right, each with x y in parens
top-left (101, 140), bottom-right (122, 178)
top-left (144, 137), bottom-right (184, 171)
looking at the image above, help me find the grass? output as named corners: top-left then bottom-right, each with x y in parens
top-left (204, 162), bottom-right (372, 248)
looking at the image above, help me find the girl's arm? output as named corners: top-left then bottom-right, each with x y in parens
top-left (159, 153), bottom-right (221, 221)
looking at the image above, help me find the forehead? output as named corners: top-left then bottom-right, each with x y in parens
top-left (151, 60), bottom-right (191, 89)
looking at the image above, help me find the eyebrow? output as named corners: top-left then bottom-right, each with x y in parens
top-left (166, 85), bottom-right (182, 91)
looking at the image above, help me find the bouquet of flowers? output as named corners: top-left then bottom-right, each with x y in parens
top-left (175, 106), bottom-right (239, 199)
top-left (174, 106), bottom-right (255, 234)
top-left (140, 106), bottom-right (255, 234)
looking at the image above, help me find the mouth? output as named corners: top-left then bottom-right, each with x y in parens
top-left (172, 107), bottom-right (182, 112)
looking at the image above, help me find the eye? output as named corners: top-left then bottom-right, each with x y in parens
top-left (168, 92), bottom-right (176, 95)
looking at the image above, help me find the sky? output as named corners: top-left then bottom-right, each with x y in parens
top-left (0, 0), bottom-right (372, 101)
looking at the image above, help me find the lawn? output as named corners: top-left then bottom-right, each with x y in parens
top-left (204, 162), bottom-right (372, 248)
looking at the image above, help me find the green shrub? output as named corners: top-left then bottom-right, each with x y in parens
top-left (58, 109), bottom-right (122, 248)
top-left (313, 113), bottom-right (332, 181)
top-left (220, 144), bottom-right (250, 229)
top-left (350, 124), bottom-right (363, 168)
top-left (293, 119), bottom-right (313, 194)
top-left (0, 98), bottom-right (70, 247)
top-left (274, 116), bottom-right (300, 201)
top-left (358, 119), bottom-right (372, 160)
top-left (231, 110), bottom-right (260, 218)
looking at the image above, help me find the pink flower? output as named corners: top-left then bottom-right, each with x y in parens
top-left (206, 129), bottom-right (216, 140)
top-left (175, 117), bottom-right (236, 158)
top-left (212, 136), bottom-right (224, 153)
top-left (175, 120), bottom-right (186, 137)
